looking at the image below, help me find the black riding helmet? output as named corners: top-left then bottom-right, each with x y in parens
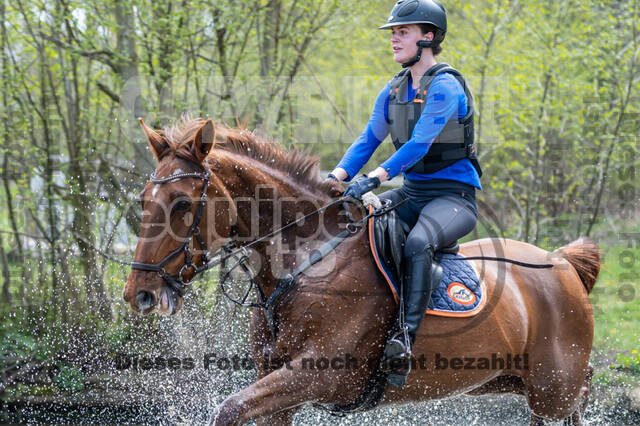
top-left (379, 0), bottom-right (447, 68)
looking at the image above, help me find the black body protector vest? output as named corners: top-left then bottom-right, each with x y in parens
top-left (388, 63), bottom-right (482, 177)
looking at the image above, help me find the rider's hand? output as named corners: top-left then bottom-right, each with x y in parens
top-left (344, 175), bottom-right (381, 200)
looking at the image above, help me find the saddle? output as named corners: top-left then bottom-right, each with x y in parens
top-left (368, 201), bottom-right (484, 316)
top-left (372, 201), bottom-right (459, 285)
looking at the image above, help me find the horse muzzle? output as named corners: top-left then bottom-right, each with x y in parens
top-left (124, 272), bottom-right (183, 316)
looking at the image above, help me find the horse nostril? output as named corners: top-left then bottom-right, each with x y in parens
top-left (136, 290), bottom-right (156, 312)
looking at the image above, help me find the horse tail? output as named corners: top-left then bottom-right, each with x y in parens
top-left (553, 237), bottom-right (601, 294)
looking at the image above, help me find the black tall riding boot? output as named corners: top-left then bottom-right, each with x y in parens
top-left (383, 248), bottom-right (441, 387)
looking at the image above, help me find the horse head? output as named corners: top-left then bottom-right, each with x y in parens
top-left (123, 115), bottom-right (348, 316)
top-left (123, 117), bottom-right (230, 315)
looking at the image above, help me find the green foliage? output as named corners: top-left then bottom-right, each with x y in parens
top-left (590, 242), bottom-right (640, 353)
top-left (0, 0), bottom-right (638, 403)
top-left (104, 324), bottom-right (133, 353)
top-left (53, 363), bottom-right (85, 393)
top-left (593, 368), bottom-right (639, 388)
top-left (0, 323), bottom-right (49, 363)
top-left (610, 351), bottom-right (640, 374)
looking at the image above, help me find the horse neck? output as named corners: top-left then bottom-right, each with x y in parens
top-left (212, 153), bottom-right (337, 293)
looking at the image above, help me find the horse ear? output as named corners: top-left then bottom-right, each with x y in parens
top-left (139, 118), bottom-right (168, 160)
top-left (193, 119), bottom-right (215, 162)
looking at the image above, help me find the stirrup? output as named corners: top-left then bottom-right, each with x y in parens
top-left (387, 370), bottom-right (410, 387)
top-left (381, 337), bottom-right (411, 387)
top-left (381, 334), bottom-right (411, 369)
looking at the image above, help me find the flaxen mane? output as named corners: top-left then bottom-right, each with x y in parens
top-left (160, 115), bottom-right (337, 194)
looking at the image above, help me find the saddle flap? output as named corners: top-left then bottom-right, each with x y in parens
top-left (387, 211), bottom-right (405, 274)
top-left (373, 208), bottom-right (406, 283)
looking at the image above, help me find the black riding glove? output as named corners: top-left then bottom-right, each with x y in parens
top-left (344, 175), bottom-right (381, 200)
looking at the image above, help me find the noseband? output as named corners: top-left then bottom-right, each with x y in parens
top-left (130, 168), bottom-right (211, 296)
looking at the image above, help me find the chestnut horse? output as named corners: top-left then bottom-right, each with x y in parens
top-left (123, 117), bottom-right (600, 425)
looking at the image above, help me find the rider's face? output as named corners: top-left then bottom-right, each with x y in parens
top-left (390, 24), bottom-right (430, 64)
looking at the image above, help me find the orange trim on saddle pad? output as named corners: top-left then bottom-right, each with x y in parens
top-left (367, 206), bottom-right (486, 318)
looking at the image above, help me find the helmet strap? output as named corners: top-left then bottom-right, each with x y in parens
top-left (401, 40), bottom-right (434, 69)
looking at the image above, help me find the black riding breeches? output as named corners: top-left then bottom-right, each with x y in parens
top-left (379, 178), bottom-right (478, 258)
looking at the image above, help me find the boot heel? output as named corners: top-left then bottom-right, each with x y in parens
top-left (384, 248), bottom-right (435, 387)
top-left (380, 338), bottom-right (409, 372)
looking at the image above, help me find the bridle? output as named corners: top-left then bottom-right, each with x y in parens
top-left (130, 167), bottom-right (211, 296)
top-left (128, 162), bottom-right (554, 355)
top-left (126, 164), bottom-right (400, 418)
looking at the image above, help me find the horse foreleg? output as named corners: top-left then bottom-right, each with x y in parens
top-left (563, 411), bottom-right (581, 426)
top-left (209, 363), bottom-right (332, 426)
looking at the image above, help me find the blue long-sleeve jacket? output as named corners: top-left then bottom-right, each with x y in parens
top-left (335, 72), bottom-right (482, 190)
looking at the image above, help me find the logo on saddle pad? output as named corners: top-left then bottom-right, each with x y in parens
top-left (447, 282), bottom-right (476, 305)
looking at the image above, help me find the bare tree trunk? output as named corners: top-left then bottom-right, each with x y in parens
top-left (259, 0), bottom-right (281, 78)
top-left (47, 2), bottom-right (112, 322)
top-left (584, 29), bottom-right (639, 236)
top-left (523, 71), bottom-right (552, 242)
top-left (0, 232), bottom-right (10, 303)
top-left (112, 0), bottom-right (146, 235)
top-left (40, 62), bottom-right (61, 322)
top-left (1, 0), bottom-right (15, 305)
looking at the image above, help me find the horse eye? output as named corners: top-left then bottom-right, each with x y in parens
top-left (173, 198), bottom-right (192, 213)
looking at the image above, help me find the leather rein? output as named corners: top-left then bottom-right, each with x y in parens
top-left (129, 166), bottom-right (552, 310)
top-left (128, 166), bottom-right (406, 417)
top-left (129, 166), bottom-right (397, 318)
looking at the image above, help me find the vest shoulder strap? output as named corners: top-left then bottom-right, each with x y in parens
top-left (388, 68), bottom-right (411, 101)
top-left (390, 68), bottom-right (411, 84)
top-left (427, 62), bottom-right (453, 76)
top-left (417, 64), bottom-right (474, 122)
top-left (418, 63), bottom-right (461, 91)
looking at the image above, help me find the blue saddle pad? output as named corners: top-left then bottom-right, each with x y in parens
top-left (429, 253), bottom-right (482, 313)
top-left (379, 252), bottom-right (483, 315)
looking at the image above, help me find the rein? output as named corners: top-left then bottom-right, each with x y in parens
top-left (127, 165), bottom-right (557, 416)
top-left (129, 165), bottom-right (371, 301)
top-left (212, 197), bottom-right (361, 308)
top-left (214, 197), bottom-right (409, 344)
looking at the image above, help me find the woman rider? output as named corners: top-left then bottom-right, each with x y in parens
top-left (327, 0), bottom-right (482, 386)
